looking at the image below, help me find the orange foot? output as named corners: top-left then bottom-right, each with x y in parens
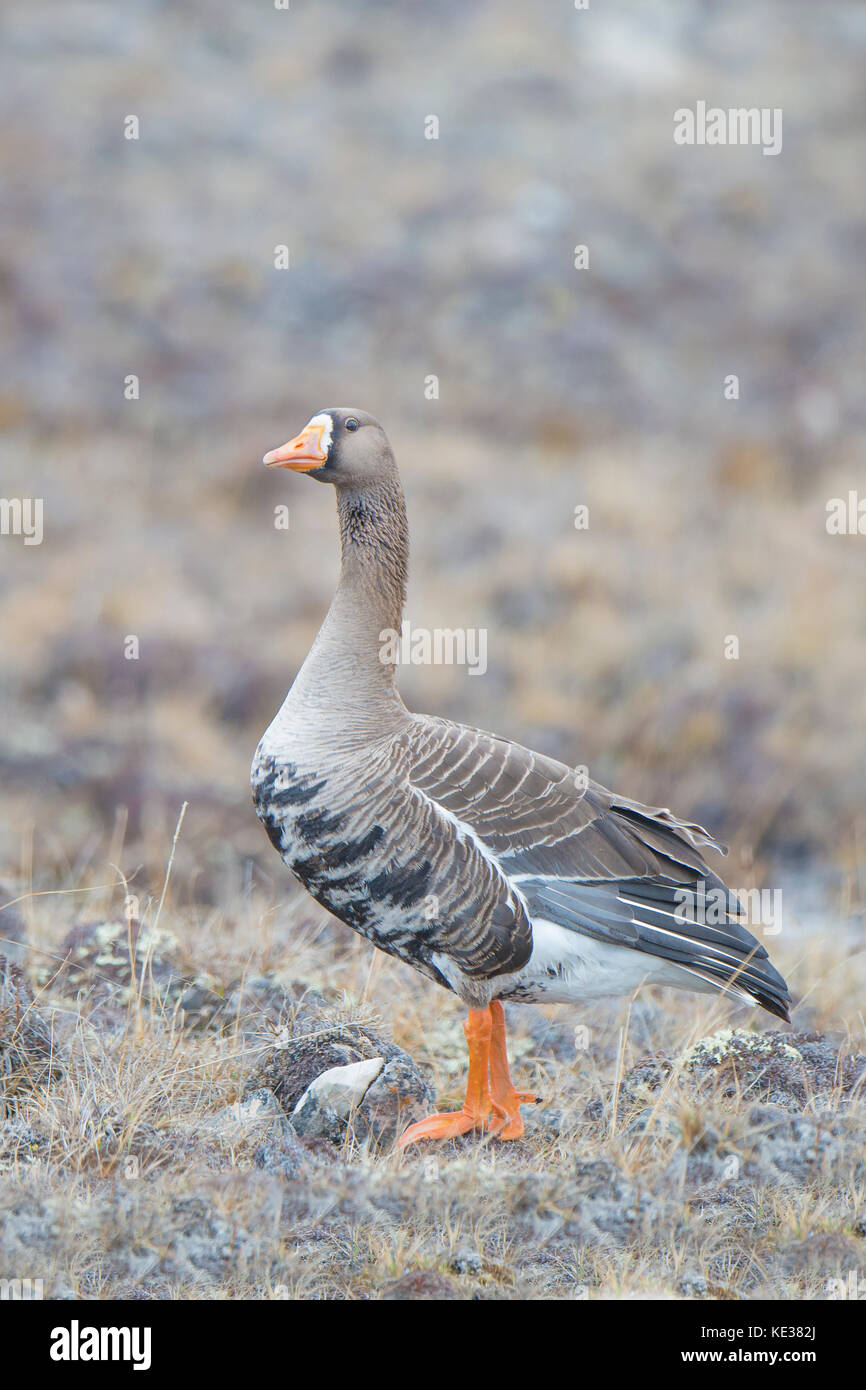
top-left (398, 1000), bottom-right (539, 1149)
top-left (396, 1106), bottom-right (485, 1146)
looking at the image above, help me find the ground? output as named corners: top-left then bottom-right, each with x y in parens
top-left (1, 859), bottom-right (863, 1299)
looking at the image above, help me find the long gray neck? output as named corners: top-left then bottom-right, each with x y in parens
top-left (275, 476), bottom-right (411, 746)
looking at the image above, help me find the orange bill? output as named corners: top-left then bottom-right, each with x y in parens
top-left (262, 414), bottom-right (332, 470)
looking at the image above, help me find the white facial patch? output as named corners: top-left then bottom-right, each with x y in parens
top-left (306, 412), bottom-right (334, 457)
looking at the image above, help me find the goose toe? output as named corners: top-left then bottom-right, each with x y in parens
top-left (396, 1107), bottom-right (485, 1148)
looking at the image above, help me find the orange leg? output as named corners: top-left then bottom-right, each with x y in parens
top-left (397, 1002), bottom-right (538, 1148)
top-left (487, 999), bottom-right (538, 1139)
top-left (396, 1008), bottom-right (493, 1147)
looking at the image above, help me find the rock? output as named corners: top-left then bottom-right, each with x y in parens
top-left (175, 981), bottom-right (223, 1023)
top-left (291, 1058), bottom-right (384, 1141)
top-left (685, 1031), bottom-right (866, 1111)
top-left (354, 1056), bottom-right (435, 1146)
top-left (684, 1028), bottom-right (804, 1069)
top-left (252, 1123), bottom-right (309, 1179)
top-left (289, 1096), bottom-right (343, 1143)
top-left (203, 1087), bottom-right (311, 1175)
top-left (621, 1030), bottom-right (866, 1113)
top-left (298, 1057), bottom-right (384, 1115)
top-left (52, 919), bottom-right (183, 1001)
top-left (277, 1046), bottom-right (435, 1148)
top-left (238, 1088), bottom-right (284, 1120)
top-left (222, 975), bottom-right (334, 1034)
top-left (182, 975), bottom-right (338, 1035)
top-left (248, 1019), bottom-right (410, 1114)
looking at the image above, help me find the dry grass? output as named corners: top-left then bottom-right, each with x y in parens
top-left (1, 820), bottom-right (863, 1301)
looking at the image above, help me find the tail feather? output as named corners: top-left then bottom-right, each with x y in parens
top-left (523, 874), bottom-right (792, 1022)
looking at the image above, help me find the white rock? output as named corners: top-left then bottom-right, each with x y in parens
top-left (292, 1058), bottom-right (385, 1121)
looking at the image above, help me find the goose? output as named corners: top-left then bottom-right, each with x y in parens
top-left (251, 408), bottom-right (791, 1147)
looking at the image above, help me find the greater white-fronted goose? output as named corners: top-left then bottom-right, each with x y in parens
top-left (252, 409), bottom-right (791, 1146)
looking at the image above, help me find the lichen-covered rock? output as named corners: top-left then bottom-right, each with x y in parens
top-left (353, 1056), bottom-right (435, 1146)
top-left (252, 1124), bottom-right (309, 1179)
top-left (684, 1028), bottom-right (804, 1069)
top-left (47, 927), bottom-right (330, 1036)
top-left (291, 1058), bottom-right (384, 1142)
top-left (294, 1058), bottom-right (384, 1118)
top-left (52, 919), bottom-right (183, 1000)
top-left (178, 974), bottom-right (338, 1034)
top-left (205, 1088), bottom-right (286, 1144)
top-left (289, 1098), bottom-right (343, 1142)
top-left (247, 1017), bottom-right (420, 1115)
top-left (245, 1012), bottom-right (436, 1148)
top-left (622, 1030), bottom-right (866, 1112)
top-left (200, 1087), bottom-right (311, 1176)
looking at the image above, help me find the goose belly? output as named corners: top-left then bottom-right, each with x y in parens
top-left (494, 917), bottom-right (697, 1005)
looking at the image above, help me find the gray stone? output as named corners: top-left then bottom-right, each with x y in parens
top-left (292, 1057), bottom-right (384, 1134)
top-left (249, 1020), bottom-right (410, 1113)
top-left (289, 1096), bottom-right (343, 1143)
top-left (253, 1120), bottom-right (309, 1179)
top-left (354, 1056), bottom-right (436, 1146)
top-left (288, 1057), bottom-right (391, 1143)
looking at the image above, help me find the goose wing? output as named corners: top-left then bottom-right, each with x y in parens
top-left (403, 716), bottom-right (791, 1020)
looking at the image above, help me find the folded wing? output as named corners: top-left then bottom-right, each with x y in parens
top-left (404, 716), bottom-right (791, 1020)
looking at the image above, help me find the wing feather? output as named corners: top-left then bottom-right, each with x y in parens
top-left (401, 715), bottom-right (791, 1019)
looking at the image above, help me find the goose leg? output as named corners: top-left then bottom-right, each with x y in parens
top-left (486, 999), bottom-right (538, 1139)
top-left (396, 1007), bottom-right (493, 1147)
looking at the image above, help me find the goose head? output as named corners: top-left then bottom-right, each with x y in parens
top-left (263, 408), bottom-right (394, 489)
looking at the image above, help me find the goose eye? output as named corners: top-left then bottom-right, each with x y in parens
top-left (345, 417), bottom-right (359, 432)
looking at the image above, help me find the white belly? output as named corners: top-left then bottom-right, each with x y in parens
top-left (495, 917), bottom-right (707, 1005)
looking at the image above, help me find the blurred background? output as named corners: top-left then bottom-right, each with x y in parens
top-left (1, 0), bottom-right (864, 933)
